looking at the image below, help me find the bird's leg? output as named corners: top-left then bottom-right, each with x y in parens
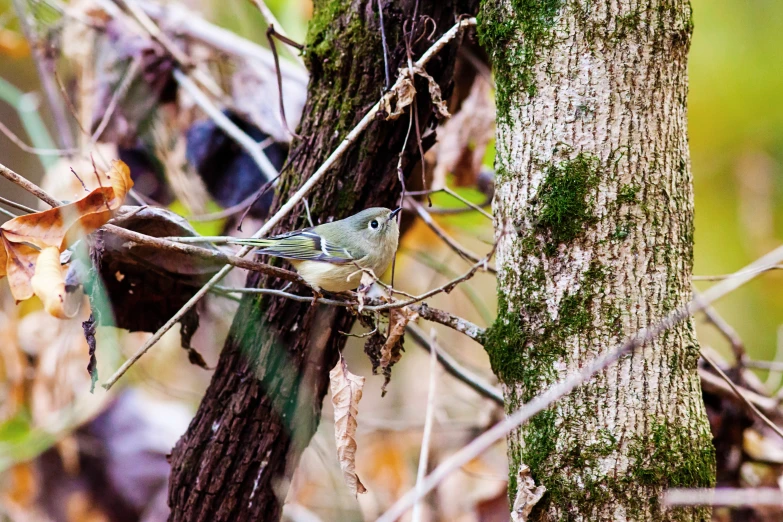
top-left (310, 287), bottom-right (323, 306)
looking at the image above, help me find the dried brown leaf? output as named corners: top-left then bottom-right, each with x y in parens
top-left (511, 464), bottom-right (546, 522)
top-left (381, 66), bottom-right (451, 122)
top-left (381, 74), bottom-right (416, 120)
top-left (329, 357), bottom-right (367, 496)
top-left (417, 68), bottom-right (450, 119)
top-left (0, 160), bottom-right (133, 301)
top-left (380, 307), bottom-right (419, 369)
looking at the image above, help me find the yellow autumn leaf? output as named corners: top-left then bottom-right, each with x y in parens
top-left (30, 247), bottom-right (77, 319)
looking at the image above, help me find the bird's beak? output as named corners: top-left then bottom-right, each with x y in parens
top-left (390, 207), bottom-right (402, 218)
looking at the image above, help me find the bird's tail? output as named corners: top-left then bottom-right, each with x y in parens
top-left (225, 237), bottom-right (277, 249)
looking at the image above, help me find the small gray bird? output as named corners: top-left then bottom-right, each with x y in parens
top-left (229, 207), bottom-right (401, 292)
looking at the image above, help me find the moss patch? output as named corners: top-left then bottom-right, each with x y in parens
top-left (534, 153), bottom-right (601, 254)
top-left (478, 0), bottom-right (564, 118)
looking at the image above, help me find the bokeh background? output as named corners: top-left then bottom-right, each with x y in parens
top-left (0, 0), bottom-right (781, 520)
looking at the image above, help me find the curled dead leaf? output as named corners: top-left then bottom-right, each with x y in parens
top-left (0, 160), bottom-right (133, 302)
top-left (380, 75), bottom-right (416, 121)
top-left (381, 66), bottom-right (450, 121)
top-left (330, 357), bottom-right (367, 496)
top-left (511, 464), bottom-right (546, 522)
top-left (105, 160), bottom-right (133, 206)
top-left (380, 306), bottom-right (419, 369)
top-left (31, 247), bottom-right (78, 319)
top-left (416, 68), bottom-right (450, 119)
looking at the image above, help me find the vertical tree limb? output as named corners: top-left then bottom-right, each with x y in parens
top-left (480, 1), bottom-right (714, 519)
top-left (166, 1), bottom-right (478, 520)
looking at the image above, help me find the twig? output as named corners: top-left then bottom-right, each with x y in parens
top-left (745, 360), bottom-right (783, 372)
top-left (693, 265), bottom-right (783, 281)
top-left (698, 368), bottom-right (780, 417)
top-left (103, 224), bottom-right (304, 283)
top-left (247, 0), bottom-right (306, 69)
top-left (404, 248), bottom-right (494, 325)
top-left (117, 0), bottom-right (223, 97)
top-left (0, 206), bottom-right (18, 219)
top-left (0, 196), bottom-right (36, 214)
top-left (664, 488), bottom-right (783, 507)
top-left (12, 0), bottom-right (75, 150)
top-left (701, 351), bottom-right (783, 440)
top-left (90, 56), bottom-right (141, 143)
top-left (407, 324), bottom-right (502, 405)
top-left (365, 242), bottom-right (496, 313)
top-left (765, 325), bottom-right (783, 392)
top-left (0, 162), bottom-right (60, 207)
top-left (440, 187), bottom-right (493, 219)
top-left (136, 0), bottom-right (307, 85)
top-left (374, 242), bottom-right (783, 522)
top-left (408, 197), bottom-right (496, 273)
top-left (377, 0), bottom-right (391, 90)
top-left (410, 302), bottom-right (485, 343)
top-left (412, 328), bottom-right (438, 522)
top-left (694, 285), bottom-right (746, 367)
top-left (100, 16), bottom-right (480, 390)
top-left (172, 68), bottom-right (279, 183)
top-left (214, 285), bottom-right (348, 307)
top-left (0, 119), bottom-right (79, 156)
top-left (267, 25), bottom-right (303, 139)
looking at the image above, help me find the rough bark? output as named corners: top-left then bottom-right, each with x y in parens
top-left (167, 1), bottom-right (478, 520)
top-left (479, 1), bottom-right (715, 520)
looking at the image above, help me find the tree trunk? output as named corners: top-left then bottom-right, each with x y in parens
top-left (479, 1), bottom-right (715, 520)
top-left (167, 1), bottom-right (477, 520)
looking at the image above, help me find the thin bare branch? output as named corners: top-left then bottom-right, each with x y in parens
top-left (406, 324), bottom-right (502, 405)
top-left (248, 0), bottom-right (306, 68)
top-left (664, 488), bottom-right (783, 507)
top-left (266, 25), bottom-right (303, 139)
top-left (694, 285), bottom-right (746, 367)
top-left (410, 302), bottom-right (485, 343)
top-left (408, 197), bottom-right (496, 272)
top-left (745, 359), bottom-right (783, 372)
top-left (0, 119), bottom-right (79, 156)
top-left (0, 196), bottom-right (36, 214)
top-left (377, 0), bottom-right (391, 90)
top-left (0, 162), bottom-right (61, 207)
top-left (12, 0), bottom-right (75, 150)
top-left (701, 350), bottom-right (783, 440)
top-left (90, 56), bottom-right (142, 143)
top-left (693, 265), bottom-right (783, 281)
top-left (412, 328), bottom-right (439, 522)
top-left (698, 368), bottom-right (781, 417)
top-left (375, 242), bottom-right (783, 522)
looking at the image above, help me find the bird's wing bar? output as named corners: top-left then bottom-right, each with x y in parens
top-left (255, 230), bottom-right (355, 264)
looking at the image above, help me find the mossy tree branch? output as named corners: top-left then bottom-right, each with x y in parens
top-left (166, 1), bottom-right (479, 520)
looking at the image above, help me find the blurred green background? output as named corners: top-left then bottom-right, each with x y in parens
top-left (689, 0), bottom-right (783, 364)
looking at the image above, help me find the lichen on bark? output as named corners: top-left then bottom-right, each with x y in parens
top-left (481, 0), bottom-right (715, 519)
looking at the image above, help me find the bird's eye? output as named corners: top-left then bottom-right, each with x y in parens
top-left (369, 219), bottom-right (379, 230)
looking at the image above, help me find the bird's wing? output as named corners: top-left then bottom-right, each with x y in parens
top-left (233, 230), bottom-right (356, 264)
